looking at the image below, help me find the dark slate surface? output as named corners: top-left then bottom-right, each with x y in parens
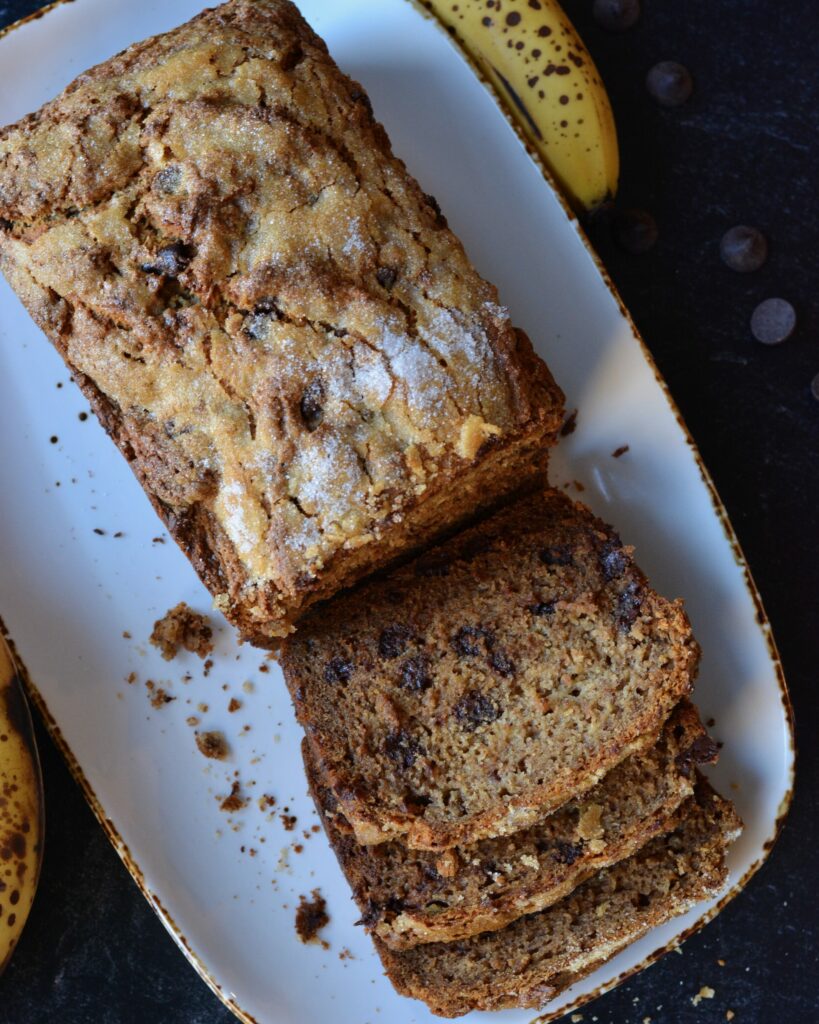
top-left (1, 1), bottom-right (817, 1022)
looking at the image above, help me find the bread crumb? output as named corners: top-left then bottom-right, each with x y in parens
top-left (726, 1012), bottom-right (735, 1021)
top-left (691, 985), bottom-right (715, 1006)
top-left (196, 731), bottom-right (229, 760)
top-left (186, 716), bottom-right (200, 727)
top-left (280, 813), bottom-right (297, 831)
top-left (125, 672), bottom-right (137, 684)
top-left (150, 603), bottom-right (213, 660)
top-left (228, 697), bottom-right (242, 713)
top-left (258, 794), bottom-right (276, 811)
top-left (295, 889), bottom-right (329, 946)
top-left (571, 1015), bottom-right (583, 1022)
top-left (148, 685), bottom-right (175, 708)
top-left (435, 850), bottom-right (460, 878)
top-left (338, 947), bottom-right (355, 961)
top-left (576, 803), bottom-right (604, 841)
top-left (717, 958), bottom-right (726, 966)
top-left (219, 780), bottom-right (247, 813)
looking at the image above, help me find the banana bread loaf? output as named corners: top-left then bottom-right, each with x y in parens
top-left (0, 0), bottom-right (563, 644)
top-left (306, 701), bottom-right (717, 949)
top-left (282, 488), bottom-right (699, 849)
top-left (375, 782), bottom-right (741, 1017)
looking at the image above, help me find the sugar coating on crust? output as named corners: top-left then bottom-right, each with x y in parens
top-left (0, 0), bottom-right (563, 639)
top-left (282, 489), bottom-right (700, 850)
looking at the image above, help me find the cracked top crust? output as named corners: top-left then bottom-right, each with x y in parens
top-left (0, 0), bottom-right (563, 640)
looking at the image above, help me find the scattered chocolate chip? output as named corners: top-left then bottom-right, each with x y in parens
top-left (560, 409), bottom-right (578, 437)
top-left (324, 656), bottom-right (353, 684)
top-left (599, 539), bottom-right (628, 580)
top-left (93, 528), bottom-right (106, 536)
top-left (611, 444), bottom-right (630, 458)
top-left (490, 650), bottom-right (515, 677)
top-left (78, 411), bottom-right (89, 422)
top-left (720, 225), bottom-right (768, 273)
top-left (451, 625), bottom-right (493, 658)
top-left (399, 655), bottom-right (432, 692)
top-left (141, 241), bottom-right (193, 277)
top-left (614, 209), bottom-right (658, 254)
top-left (379, 624), bottom-right (416, 659)
top-left (540, 545), bottom-right (573, 567)
top-left (810, 373), bottom-right (819, 402)
top-left (552, 840), bottom-right (583, 865)
top-left (616, 580), bottom-right (643, 629)
top-left (593, 0), bottom-right (640, 31)
top-left (299, 379), bottom-right (325, 431)
top-left (529, 601), bottom-right (556, 617)
top-left (751, 298), bottom-right (796, 345)
top-left (376, 266), bottom-right (398, 290)
top-left (646, 61), bottom-right (693, 107)
top-left (675, 734), bottom-right (720, 776)
top-left (384, 729), bottom-right (425, 768)
top-left (49, 435), bottom-right (58, 444)
top-left (454, 690), bottom-right (501, 731)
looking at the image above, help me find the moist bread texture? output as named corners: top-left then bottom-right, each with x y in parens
top-left (306, 701), bottom-right (717, 949)
top-left (282, 488), bottom-right (700, 849)
top-left (375, 783), bottom-right (742, 1017)
top-left (0, 0), bottom-right (563, 644)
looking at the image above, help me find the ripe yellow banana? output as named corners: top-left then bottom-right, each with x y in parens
top-left (0, 636), bottom-right (44, 973)
top-left (419, 0), bottom-right (619, 213)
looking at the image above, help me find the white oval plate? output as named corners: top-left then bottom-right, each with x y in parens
top-left (0, 2), bottom-right (793, 1022)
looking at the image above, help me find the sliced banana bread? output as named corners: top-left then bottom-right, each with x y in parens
top-left (0, 0), bottom-right (564, 645)
top-left (306, 701), bottom-right (717, 949)
top-left (282, 488), bottom-right (700, 849)
top-left (376, 782), bottom-right (741, 1017)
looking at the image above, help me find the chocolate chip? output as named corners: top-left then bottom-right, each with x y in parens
top-left (324, 656), bottom-right (353, 684)
top-left (379, 624), bottom-right (415, 660)
top-left (529, 601), bottom-right (555, 617)
top-left (349, 89), bottom-right (374, 115)
top-left (490, 650), bottom-right (515, 677)
top-left (384, 730), bottom-right (425, 768)
top-left (300, 380), bottom-right (325, 431)
top-left (675, 734), bottom-right (720, 777)
top-left (560, 409), bottom-right (578, 437)
top-left (720, 225), bottom-right (768, 273)
top-left (451, 625), bottom-right (493, 658)
top-left (153, 166), bottom-right (181, 195)
top-left (141, 241), bottom-right (193, 276)
top-left (424, 193), bottom-right (447, 227)
top-left (414, 552), bottom-right (451, 577)
top-left (552, 840), bottom-right (583, 865)
top-left (614, 209), bottom-right (658, 254)
top-left (454, 691), bottom-right (501, 731)
top-left (376, 267), bottom-right (398, 290)
top-left (646, 61), bottom-right (693, 107)
top-left (540, 545), bottom-right (573, 567)
top-left (751, 298), bottom-right (796, 345)
top-left (593, 0), bottom-right (640, 31)
top-left (616, 580), bottom-right (643, 630)
top-left (399, 656), bottom-right (432, 692)
top-left (599, 539), bottom-right (628, 581)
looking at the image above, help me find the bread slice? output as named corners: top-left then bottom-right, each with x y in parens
top-left (306, 701), bottom-right (717, 949)
top-left (375, 782), bottom-right (741, 1017)
top-left (282, 488), bottom-right (699, 849)
top-left (0, 0), bottom-right (564, 646)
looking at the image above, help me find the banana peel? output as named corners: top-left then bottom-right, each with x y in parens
top-left (419, 0), bottom-right (619, 213)
top-left (0, 635), bottom-right (44, 973)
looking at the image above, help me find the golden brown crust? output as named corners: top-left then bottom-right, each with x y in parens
top-left (0, 0), bottom-right (563, 643)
